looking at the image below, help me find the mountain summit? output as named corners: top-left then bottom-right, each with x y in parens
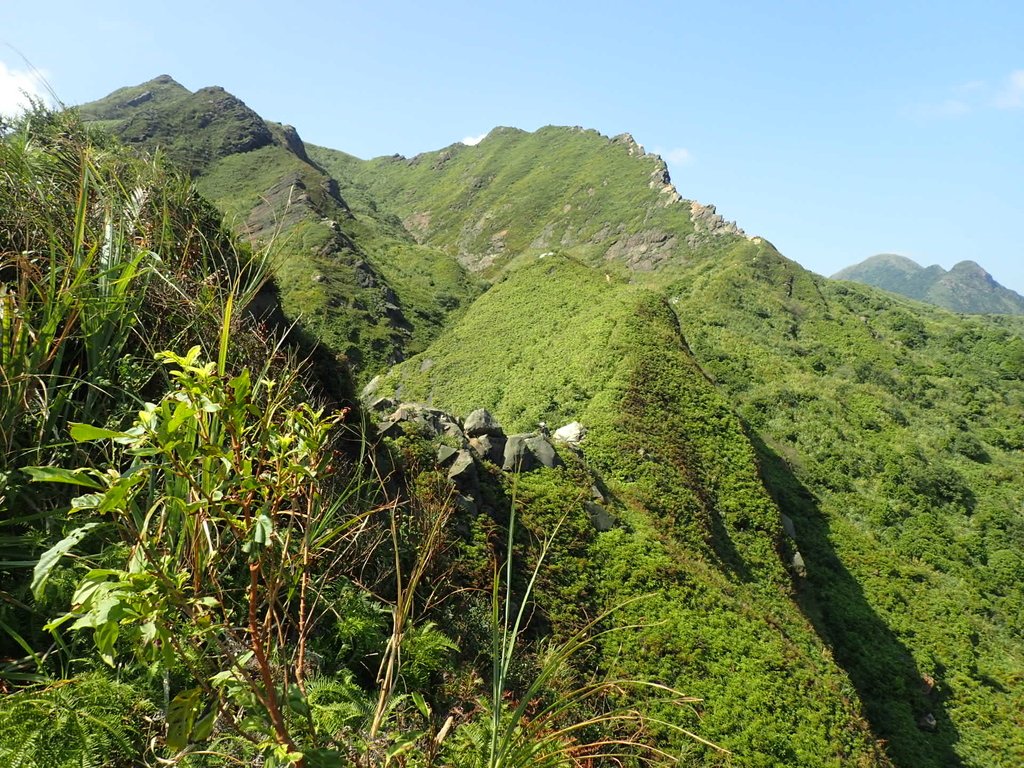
top-left (833, 253), bottom-right (1024, 314)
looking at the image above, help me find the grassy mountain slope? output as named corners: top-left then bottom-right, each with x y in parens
top-left (309, 126), bottom-right (744, 279)
top-left (377, 236), bottom-right (1024, 766)
top-left (833, 253), bottom-right (1024, 314)
top-left (69, 77), bottom-right (1024, 766)
top-left (79, 78), bottom-right (481, 374)
top-left (664, 240), bottom-right (1024, 766)
top-left (374, 255), bottom-right (889, 766)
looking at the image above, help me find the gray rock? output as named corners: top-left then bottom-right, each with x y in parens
top-left (448, 450), bottom-right (478, 491)
top-left (524, 435), bottom-right (560, 469)
top-left (361, 375), bottom-right (382, 401)
top-left (502, 434), bottom-right (536, 472)
top-left (455, 493), bottom-right (478, 516)
top-left (464, 408), bottom-right (504, 438)
top-left (369, 396), bottom-right (397, 413)
top-left (502, 433), bottom-right (561, 472)
top-left (386, 404), bottom-right (466, 444)
top-left (590, 485), bottom-right (605, 502)
top-left (436, 444), bottom-right (460, 467)
top-left (585, 501), bottom-right (615, 531)
top-left (376, 419), bottom-right (405, 439)
top-left (780, 513), bottom-right (797, 540)
top-left (917, 713), bottom-right (937, 732)
top-left (791, 550), bottom-right (807, 577)
top-left (469, 434), bottom-right (506, 464)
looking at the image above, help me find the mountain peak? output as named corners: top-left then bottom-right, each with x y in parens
top-left (833, 254), bottom-right (1024, 314)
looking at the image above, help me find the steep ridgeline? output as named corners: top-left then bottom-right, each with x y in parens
top-left (308, 127), bottom-right (745, 278)
top-left (371, 255), bottom-right (888, 766)
top-left (377, 244), bottom-right (1024, 766)
top-left (662, 241), bottom-right (1024, 766)
top-left (79, 77), bottom-right (481, 372)
top-left (833, 253), bottom-right (1024, 314)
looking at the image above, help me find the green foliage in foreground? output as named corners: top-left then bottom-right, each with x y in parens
top-left (2, 107), bottom-right (708, 768)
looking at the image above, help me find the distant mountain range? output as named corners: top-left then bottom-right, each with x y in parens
top-left (833, 254), bottom-right (1024, 314)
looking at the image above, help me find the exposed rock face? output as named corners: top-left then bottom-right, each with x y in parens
top-left (604, 229), bottom-right (679, 271)
top-left (687, 202), bottom-right (745, 245)
top-left (120, 90), bottom-right (153, 109)
top-left (376, 403), bottom-right (467, 444)
top-left (278, 124), bottom-right (312, 164)
top-left (374, 400), bottom-right (614, 529)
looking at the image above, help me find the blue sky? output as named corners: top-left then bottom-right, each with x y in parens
top-left (3, 1), bottom-right (1022, 292)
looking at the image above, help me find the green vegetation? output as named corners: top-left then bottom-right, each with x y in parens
top-left (79, 77), bottom-right (482, 378)
top-left (375, 256), bottom-right (888, 766)
top-left (309, 126), bottom-right (739, 280)
top-left (666, 240), bottom-right (1024, 765)
top-left (1, 108), bottom-right (711, 767)
top-left (7, 76), bottom-right (1024, 767)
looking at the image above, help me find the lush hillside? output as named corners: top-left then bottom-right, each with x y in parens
top-left (664, 241), bottom-right (1024, 766)
top-left (6, 76), bottom-right (1024, 768)
top-left (309, 126), bottom-right (745, 279)
top-left (833, 253), bottom-right (1024, 314)
top-left (79, 77), bottom-right (482, 374)
top-left (373, 254), bottom-right (889, 766)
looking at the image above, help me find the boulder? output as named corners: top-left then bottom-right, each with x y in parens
top-left (502, 434), bottom-right (536, 472)
top-left (524, 435), bottom-right (560, 468)
top-left (585, 501), bottom-right (615, 531)
top-left (791, 550), bottom-right (807, 578)
top-left (360, 375), bottom-right (382, 401)
top-left (464, 408), bottom-right (504, 438)
top-left (376, 419), bottom-right (406, 440)
top-left (454, 493), bottom-right (478, 516)
top-left (369, 396), bottom-right (397, 413)
top-left (469, 434), bottom-right (506, 464)
top-left (436, 444), bottom-right (460, 467)
top-left (447, 450), bottom-right (478, 491)
top-left (385, 403), bottom-right (466, 445)
top-left (553, 421), bottom-right (586, 446)
top-left (917, 713), bottom-right (937, 732)
top-left (502, 433), bottom-right (561, 472)
top-left (780, 513), bottom-right (797, 540)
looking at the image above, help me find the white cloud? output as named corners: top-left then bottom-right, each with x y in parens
top-left (912, 98), bottom-right (972, 119)
top-left (651, 146), bottom-right (693, 166)
top-left (0, 61), bottom-right (48, 116)
top-left (461, 132), bottom-right (487, 146)
top-left (993, 69), bottom-right (1024, 109)
top-left (912, 69), bottom-right (1024, 118)
top-left (664, 147), bottom-right (693, 165)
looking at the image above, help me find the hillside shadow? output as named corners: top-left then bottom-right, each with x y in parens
top-left (747, 430), bottom-right (964, 768)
